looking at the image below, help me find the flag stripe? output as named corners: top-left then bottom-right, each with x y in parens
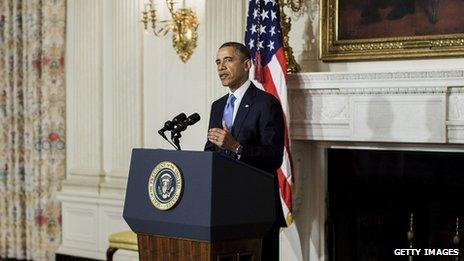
top-left (267, 53), bottom-right (292, 169)
top-left (245, 0), bottom-right (293, 226)
top-left (263, 58), bottom-right (293, 222)
top-left (263, 58), bottom-right (293, 183)
top-left (281, 149), bottom-right (292, 183)
top-left (277, 168), bottom-right (292, 210)
top-left (275, 48), bottom-right (287, 78)
top-left (262, 66), bottom-right (279, 97)
top-left (268, 50), bottom-right (289, 118)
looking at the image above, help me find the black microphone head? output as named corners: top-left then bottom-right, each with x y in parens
top-left (187, 113), bottom-right (200, 125)
top-left (158, 120), bottom-right (174, 135)
top-left (164, 120), bottom-right (174, 130)
top-left (171, 113), bottom-right (200, 134)
top-left (173, 121), bottom-right (187, 132)
top-left (172, 113), bottom-right (187, 124)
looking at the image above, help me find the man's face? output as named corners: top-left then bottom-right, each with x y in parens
top-left (216, 46), bottom-right (251, 90)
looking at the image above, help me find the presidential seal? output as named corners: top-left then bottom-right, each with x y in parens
top-left (148, 161), bottom-right (183, 210)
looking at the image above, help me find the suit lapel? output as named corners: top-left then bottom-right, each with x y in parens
top-left (232, 84), bottom-right (257, 138)
top-left (214, 95), bottom-right (228, 128)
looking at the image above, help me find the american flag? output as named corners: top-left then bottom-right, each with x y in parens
top-left (245, 0), bottom-right (293, 226)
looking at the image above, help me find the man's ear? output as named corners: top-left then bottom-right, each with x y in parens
top-left (244, 58), bottom-right (252, 71)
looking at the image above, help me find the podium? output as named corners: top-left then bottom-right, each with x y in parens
top-left (123, 149), bottom-right (276, 261)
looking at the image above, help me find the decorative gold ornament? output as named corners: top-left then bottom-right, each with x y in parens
top-left (279, 0), bottom-right (304, 73)
top-left (141, 0), bottom-right (199, 63)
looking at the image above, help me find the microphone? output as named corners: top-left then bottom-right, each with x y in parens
top-left (158, 113), bottom-right (186, 135)
top-left (157, 120), bottom-right (174, 136)
top-left (157, 112), bottom-right (199, 151)
top-left (172, 113), bottom-right (201, 133)
top-left (172, 113), bottom-right (187, 124)
top-left (158, 113), bottom-right (187, 148)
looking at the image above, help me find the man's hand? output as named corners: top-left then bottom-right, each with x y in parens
top-left (207, 121), bottom-right (239, 151)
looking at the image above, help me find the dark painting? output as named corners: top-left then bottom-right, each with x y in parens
top-left (339, 0), bottom-right (464, 40)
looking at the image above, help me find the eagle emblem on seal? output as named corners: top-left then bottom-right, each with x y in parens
top-left (148, 161), bottom-right (183, 210)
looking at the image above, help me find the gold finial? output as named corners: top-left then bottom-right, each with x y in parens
top-left (407, 213), bottom-right (414, 246)
top-left (453, 217), bottom-right (460, 261)
top-left (407, 213), bottom-right (414, 261)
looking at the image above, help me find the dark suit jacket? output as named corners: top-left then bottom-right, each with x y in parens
top-left (204, 83), bottom-right (286, 227)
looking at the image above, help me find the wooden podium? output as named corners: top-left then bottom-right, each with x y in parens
top-left (123, 149), bottom-right (276, 261)
top-left (137, 234), bottom-right (261, 260)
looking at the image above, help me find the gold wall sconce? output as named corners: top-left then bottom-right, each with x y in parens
top-left (141, 0), bottom-right (199, 63)
top-left (279, 0), bottom-right (304, 73)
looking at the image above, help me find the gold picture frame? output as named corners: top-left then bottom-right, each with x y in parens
top-left (320, 0), bottom-right (464, 61)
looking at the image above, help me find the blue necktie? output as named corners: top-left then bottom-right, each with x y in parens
top-left (223, 94), bottom-right (236, 129)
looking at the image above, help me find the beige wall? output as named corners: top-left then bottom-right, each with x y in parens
top-left (143, 0), bottom-right (246, 150)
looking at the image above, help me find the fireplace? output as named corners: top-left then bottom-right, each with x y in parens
top-left (327, 149), bottom-right (464, 261)
top-left (282, 70), bottom-right (464, 261)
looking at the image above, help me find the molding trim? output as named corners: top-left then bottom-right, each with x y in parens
top-left (449, 87), bottom-right (464, 93)
top-left (289, 87), bottom-right (449, 95)
top-left (287, 70), bottom-right (464, 143)
top-left (288, 70), bottom-right (464, 89)
top-left (447, 120), bottom-right (464, 143)
top-left (57, 193), bottom-right (132, 259)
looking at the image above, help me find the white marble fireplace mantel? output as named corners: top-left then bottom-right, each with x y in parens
top-left (282, 70), bottom-right (464, 261)
top-left (287, 70), bottom-right (464, 144)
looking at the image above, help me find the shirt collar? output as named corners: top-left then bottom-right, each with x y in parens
top-left (229, 80), bottom-right (250, 101)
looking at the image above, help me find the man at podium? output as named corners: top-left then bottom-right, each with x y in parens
top-left (205, 42), bottom-right (285, 261)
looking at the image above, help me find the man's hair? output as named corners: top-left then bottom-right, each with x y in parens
top-left (219, 42), bottom-right (251, 61)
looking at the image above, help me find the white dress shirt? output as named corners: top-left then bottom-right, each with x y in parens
top-left (227, 80), bottom-right (250, 125)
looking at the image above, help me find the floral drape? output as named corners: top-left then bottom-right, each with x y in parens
top-left (0, 0), bottom-right (66, 260)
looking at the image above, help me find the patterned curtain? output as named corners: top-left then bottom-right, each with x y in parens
top-left (0, 0), bottom-right (66, 260)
